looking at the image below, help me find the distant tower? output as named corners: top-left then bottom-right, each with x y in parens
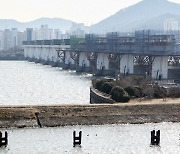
top-left (164, 18), bottom-right (179, 31)
top-left (39, 25), bottom-right (49, 40)
top-left (4, 29), bottom-right (11, 50)
top-left (26, 28), bottom-right (33, 41)
top-left (54, 29), bottom-right (62, 39)
top-left (0, 31), bottom-right (4, 50)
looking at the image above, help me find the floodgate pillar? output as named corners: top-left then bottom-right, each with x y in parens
top-left (120, 54), bottom-right (134, 76)
top-left (152, 56), bottom-right (168, 80)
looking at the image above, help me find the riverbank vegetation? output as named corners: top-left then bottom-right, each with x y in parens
top-left (92, 76), bottom-right (180, 103)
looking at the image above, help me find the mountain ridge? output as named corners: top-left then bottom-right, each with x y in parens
top-left (90, 0), bottom-right (180, 33)
top-left (0, 17), bottom-right (77, 32)
top-left (0, 0), bottom-right (180, 33)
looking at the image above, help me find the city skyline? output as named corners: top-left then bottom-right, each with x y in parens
top-left (0, 0), bottom-right (179, 26)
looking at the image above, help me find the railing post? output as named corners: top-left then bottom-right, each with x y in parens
top-left (0, 131), bottom-right (8, 147)
top-left (73, 131), bottom-right (82, 147)
top-left (151, 130), bottom-right (160, 145)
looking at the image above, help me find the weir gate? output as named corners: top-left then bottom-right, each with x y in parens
top-left (23, 30), bottom-right (180, 80)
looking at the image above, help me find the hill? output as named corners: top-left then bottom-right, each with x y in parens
top-left (90, 0), bottom-right (180, 33)
top-left (0, 17), bottom-right (77, 32)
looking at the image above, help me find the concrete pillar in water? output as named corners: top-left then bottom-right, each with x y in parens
top-left (32, 46), bottom-right (35, 59)
top-left (152, 56), bottom-right (168, 80)
top-left (79, 52), bottom-right (90, 67)
top-left (41, 46), bottom-right (49, 61)
top-left (48, 46), bottom-right (53, 62)
top-left (50, 47), bottom-right (58, 62)
top-left (23, 46), bottom-right (27, 58)
top-left (64, 51), bottom-right (75, 65)
top-left (34, 46), bottom-right (40, 60)
top-left (120, 54), bottom-right (134, 75)
top-left (41, 46), bottom-right (46, 60)
top-left (28, 46), bottom-right (33, 59)
top-left (96, 53), bottom-right (109, 70)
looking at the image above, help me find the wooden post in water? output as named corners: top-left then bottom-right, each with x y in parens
top-left (73, 131), bottom-right (82, 147)
top-left (35, 112), bottom-right (42, 128)
top-left (0, 131), bottom-right (8, 147)
top-left (151, 130), bottom-right (160, 145)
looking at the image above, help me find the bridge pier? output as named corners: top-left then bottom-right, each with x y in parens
top-left (56, 50), bottom-right (65, 67)
top-left (168, 56), bottom-right (180, 80)
top-left (47, 47), bottom-right (58, 67)
top-left (40, 46), bottom-right (48, 65)
top-left (152, 56), bottom-right (168, 80)
top-left (95, 53), bottom-right (115, 76)
top-left (120, 54), bottom-right (134, 76)
top-left (77, 52), bottom-right (92, 73)
top-left (27, 46), bottom-right (33, 61)
top-left (64, 51), bottom-right (76, 69)
top-left (34, 46), bottom-right (41, 63)
top-left (24, 46), bottom-right (29, 59)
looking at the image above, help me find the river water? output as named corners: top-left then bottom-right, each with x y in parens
top-left (0, 61), bottom-right (91, 105)
top-left (0, 61), bottom-right (180, 154)
top-left (0, 122), bottom-right (180, 154)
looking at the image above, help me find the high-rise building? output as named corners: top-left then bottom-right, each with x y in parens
top-left (26, 28), bottom-right (33, 41)
top-left (4, 29), bottom-right (11, 50)
top-left (11, 28), bottom-right (18, 50)
top-left (32, 28), bottom-right (39, 40)
top-left (39, 25), bottom-right (49, 40)
top-left (48, 29), bottom-right (53, 40)
top-left (70, 23), bottom-right (85, 36)
top-left (0, 31), bottom-right (4, 51)
top-left (54, 29), bottom-right (62, 39)
top-left (164, 18), bottom-right (179, 31)
top-left (17, 32), bottom-right (24, 49)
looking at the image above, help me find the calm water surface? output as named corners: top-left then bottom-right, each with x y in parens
top-left (0, 61), bottom-right (91, 105)
top-left (1, 122), bottom-right (180, 154)
top-left (1, 61), bottom-right (180, 154)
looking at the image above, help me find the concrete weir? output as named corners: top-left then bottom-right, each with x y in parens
top-left (23, 30), bottom-right (180, 79)
top-left (23, 44), bottom-right (180, 79)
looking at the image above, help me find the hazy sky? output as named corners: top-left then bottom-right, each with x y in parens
top-left (0, 0), bottom-right (179, 25)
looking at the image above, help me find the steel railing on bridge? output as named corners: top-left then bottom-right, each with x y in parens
top-left (23, 30), bottom-right (180, 56)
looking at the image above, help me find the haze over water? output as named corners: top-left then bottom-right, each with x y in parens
top-left (0, 61), bottom-right (91, 105)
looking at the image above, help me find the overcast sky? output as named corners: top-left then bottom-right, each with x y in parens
top-left (0, 0), bottom-right (179, 25)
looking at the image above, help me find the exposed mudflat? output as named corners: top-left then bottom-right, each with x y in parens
top-left (0, 98), bottom-right (180, 128)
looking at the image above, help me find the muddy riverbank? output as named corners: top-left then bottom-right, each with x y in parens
top-left (0, 98), bottom-right (180, 128)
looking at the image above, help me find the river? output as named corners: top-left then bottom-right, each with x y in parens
top-left (0, 61), bottom-right (92, 105)
top-left (0, 122), bottom-right (180, 154)
top-left (0, 61), bottom-right (180, 154)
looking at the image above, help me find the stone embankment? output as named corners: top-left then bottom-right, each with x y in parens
top-left (0, 99), bottom-right (180, 128)
top-left (90, 87), bottom-right (115, 104)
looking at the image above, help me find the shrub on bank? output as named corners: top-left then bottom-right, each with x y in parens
top-left (143, 86), bottom-right (154, 99)
top-left (110, 86), bottom-right (130, 102)
top-left (95, 80), bottom-right (105, 91)
top-left (153, 86), bottom-right (167, 98)
top-left (134, 86), bottom-right (144, 97)
top-left (168, 87), bottom-right (180, 98)
top-left (124, 86), bottom-right (140, 97)
top-left (100, 82), bottom-right (113, 94)
top-left (94, 79), bottom-right (113, 91)
top-left (93, 77), bottom-right (179, 102)
top-left (120, 95), bottom-right (131, 102)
